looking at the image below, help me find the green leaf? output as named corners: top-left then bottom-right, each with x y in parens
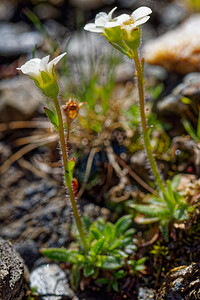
top-left (114, 270), bottom-right (127, 280)
top-left (83, 265), bottom-right (95, 277)
top-left (166, 180), bottom-right (176, 207)
top-left (173, 208), bottom-right (188, 221)
top-left (41, 248), bottom-right (70, 261)
top-left (182, 119), bottom-right (199, 143)
top-left (171, 175), bottom-right (181, 191)
top-left (112, 281), bottom-right (119, 292)
top-left (181, 97), bottom-right (192, 104)
top-left (114, 215), bottom-right (132, 237)
top-left (109, 238), bottom-right (122, 250)
top-left (44, 107), bottom-right (59, 131)
top-left (90, 228), bottom-right (102, 240)
top-left (96, 255), bottom-right (124, 269)
top-left (110, 249), bottom-right (128, 258)
top-left (65, 158), bottom-right (75, 184)
top-left (91, 238), bottom-right (105, 257)
top-left (159, 220), bottom-right (169, 242)
top-left (103, 222), bottom-right (114, 244)
top-left (133, 203), bottom-right (169, 217)
top-left (124, 228), bottom-right (136, 237)
top-left (96, 277), bottom-right (109, 285)
top-left (71, 265), bottom-right (81, 289)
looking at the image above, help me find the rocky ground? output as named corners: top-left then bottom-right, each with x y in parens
top-left (1, 0), bottom-right (200, 299)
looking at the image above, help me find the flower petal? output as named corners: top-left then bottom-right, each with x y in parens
top-left (116, 14), bottom-right (130, 24)
top-left (84, 23), bottom-right (104, 33)
top-left (108, 7), bottom-right (117, 20)
top-left (105, 20), bottom-right (121, 28)
top-left (18, 58), bottom-right (41, 77)
top-left (134, 16), bottom-right (150, 27)
top-left (95, 12), bottom-right (108, 26)
top-left (47, 52), bottom-right (67, 73)
top-left (40, 55), bottom-right (50, 72)
top-left (131, 6), bottom-right (152, 22)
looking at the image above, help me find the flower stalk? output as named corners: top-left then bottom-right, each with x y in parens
top-left (53, 97), bottom-right (89, 252)
top-left (132, 50), bottom-right (166, 193)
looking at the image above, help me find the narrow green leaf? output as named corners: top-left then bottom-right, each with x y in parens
top-left (103, 222), bottom-right (114, 244)
top-left (114, 215), bottom-right (132, 237)
top-left (44, 107), bottom-right (59, 131)
top-left (96, 255), bottom-right (124, 269)
top-left (71, 265), bottom-right (81, 289)
top-left (112, 281), bottom-right (119, 292)
top-left (83, 265), bottom-right (95, 277)
top-left (133, 203), bottom-right (169, 217)
top-left (96, 278), bottom-right (109, 285)
top-left (41, 248), bottom-right (70, 261)
top-left (114, 270), bottom-right (127, 280)
top-left (91, 238), bottom-right (105, 256)
top-left (171, 175), bottom-right (181, 191)
top-left (90, 228), bottom-right (102, 240)
top-left (182, 119), bottom-right (199, 142)
top-left (159, 220), bottom-right (169, 242)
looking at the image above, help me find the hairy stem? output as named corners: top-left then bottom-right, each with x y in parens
top-left (53, 98), bottom-right (89, 251)
top-left (133, 51), bottom-right (166, 193)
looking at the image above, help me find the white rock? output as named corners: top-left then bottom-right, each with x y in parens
top-left (30, 264), bottom-right (78, 300)
top-left (143, 15), bottom-right (200, 74)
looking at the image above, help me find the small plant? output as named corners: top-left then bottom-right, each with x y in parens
top-left (41, 215), bottom-right (145, 289)
top-left (129, 177), bottom-right (189, 241)
top-left (84, 6), bottom-right (190, 239)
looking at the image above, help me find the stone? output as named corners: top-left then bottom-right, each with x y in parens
top-left (0, 22), bottom-right (43, 56)
top-left (0, 239), bottom-right (26, 300)
top-left (30, 264), bottom-right (78, 300)
top-left (0, 0), bottom-right (15, 21)
top-left (144, 15), bottom-right (200, 74)
top-left (0, 76), bottom-right (43, 122)
top-left (154, 72), bottom-right (200, 117)
top-left (156, 263), bottom-right (200, 299)
top-left (138, 287), bottom-right (156, 299)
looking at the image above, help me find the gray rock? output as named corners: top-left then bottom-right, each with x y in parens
top-left (154, 72), bottom-right (200, 117)
top-left (156, 263), bottom-right (200, 299)
top-left (160, 3), bottom-right (187, 28)
top-left (30, 264), bottom-right (78, 300)
top-left (138, 287), bottom-right (156, 299)
top-left (155, 95), bottom-right (185, 117)
top-left (0, 22), bottom-right (43, 56)
top-left (0, 239), bottom-right (26, 300)
top-left (0, 76), bottom-right (43, 122)
top-left (0, 0), bottom-right (15, 21)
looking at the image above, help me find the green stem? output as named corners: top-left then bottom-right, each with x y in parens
top-left (53, 98), bottom-right (89, 252)
top-left (132, 51), bottom-right (166, 193)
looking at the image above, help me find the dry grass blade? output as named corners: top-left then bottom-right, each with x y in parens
top-left (0, 135), bottom-right (58, 175)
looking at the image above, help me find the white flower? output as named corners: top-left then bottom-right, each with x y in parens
top-left (17, 52), bottom-right (67, 80)
top-left (116, 6), bottom-right (152, 33)
top-left (84, 7), bottom-right (119, 33)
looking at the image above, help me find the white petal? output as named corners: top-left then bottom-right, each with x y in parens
top-left (40, 55), bottom-right (50, 72)
top-left (95, 14), bottom-right (108, 26)
top-left (18, 58), bottom-right (41, 77)
top-left (108, 7), bottom-right (117, 20)
top-left (105, 20), bottom-right (121, 28)
top-left (131, 6), bottom-right (152, 22)
top-left (84, 23), bottom-right (104, 33)
top-left (116, 14), bottom-right (130, 24)
top-left (47, 52), bottom-right (67, 73)
top-left (134, 16), bottom-right (150, 27)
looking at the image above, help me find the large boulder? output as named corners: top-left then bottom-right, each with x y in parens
top-left (0, 239), bottom-right (27, 300)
